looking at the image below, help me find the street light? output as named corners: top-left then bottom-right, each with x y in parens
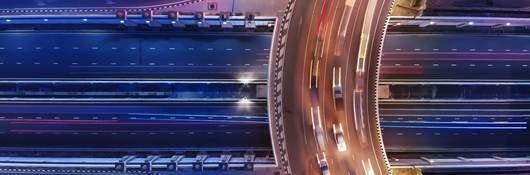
top-left (239, 78), bottom-right (254, 85)
top-left (238, 97), bottom-right (252, 104)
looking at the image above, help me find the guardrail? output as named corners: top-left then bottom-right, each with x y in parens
top-left (267, 0), bottom-right (296, 175)
top-left (391, 154), bottom-right (530, 170)
top-left (388, 16), bottom-right (530, 32)
top-left (0, 14), bottom-right (276, 31)
top-left (0, 149), bottom-right (276, 174)
top-left (0, 0), bottom-right (205, 15)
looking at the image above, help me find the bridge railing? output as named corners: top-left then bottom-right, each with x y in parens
top-left (0, 150), bottom-right (276, 173)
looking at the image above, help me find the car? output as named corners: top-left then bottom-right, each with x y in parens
top-left (309, 58), bottom-right (320, 89)
top-left (311, 107), bottom-right (326, 151)
top-left (333, 123), bottom-right (347, 152)
top-left (332, 67), bottom-right (343, 102)
top-left (316, 153), bottom-right (331, 175)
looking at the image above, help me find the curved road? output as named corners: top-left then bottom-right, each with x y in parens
top-left (270, 0), bottom-right (394, 174)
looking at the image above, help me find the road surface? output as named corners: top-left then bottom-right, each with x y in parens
top-left (0, 103), bottom-right (270, 148)
top-left (0, 28), bottom-right (273, 150)
top-left (380, 33), bottom-right (530, 153)
top-left (0, 31), bottom-right (271, 80)
top-left (269, 0), bottom-right (394, 174)
top-left (381, 34), bottom-right (530, 80)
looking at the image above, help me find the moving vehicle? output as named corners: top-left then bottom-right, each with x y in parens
top-left (332, 66), bottom-right (343, 102)
top-left (311, 106), bottom-right (326, 151)
top-left (333, 123), bottom-right (347, 152)
top-left (316, 153), bottom-right (331, 175)
top-left (310, 58), bottom-right (320, 89)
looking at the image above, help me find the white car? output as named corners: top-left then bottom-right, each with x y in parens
top-left (311, 107), bottom-right (326, 151)
top-left (316, 153), bottom-right (331, 175)
top-left (332, 67), bottom-right (343, 102)
top-left (333, 123), bottom-right (347, 152)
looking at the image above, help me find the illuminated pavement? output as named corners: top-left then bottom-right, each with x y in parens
top-left (0, 31), bottom-right (270, 80)
top-left (269, 0), bottom-right (393, 174)
top-left (380, 33), bottom-right (530, 155)
top-left (381, 34), bottom-right (530, 80)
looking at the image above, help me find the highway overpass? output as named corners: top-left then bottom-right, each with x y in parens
top-left (1, 1), bottom-right (530, 174)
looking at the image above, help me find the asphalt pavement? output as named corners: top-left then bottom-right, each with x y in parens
top-left (271, 0), bottom-right (393, 174)
top-left (0, 31), bottom-right (271, 80)
top-left (379, 33), bottom-right (530, 154)
top-left (381, 34), bottom-right (530, 80)
top-left (0, 103), bottom-right (270, 148)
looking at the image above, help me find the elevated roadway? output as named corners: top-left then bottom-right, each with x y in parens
top-left (269, 0), bottom-right (394, 174)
